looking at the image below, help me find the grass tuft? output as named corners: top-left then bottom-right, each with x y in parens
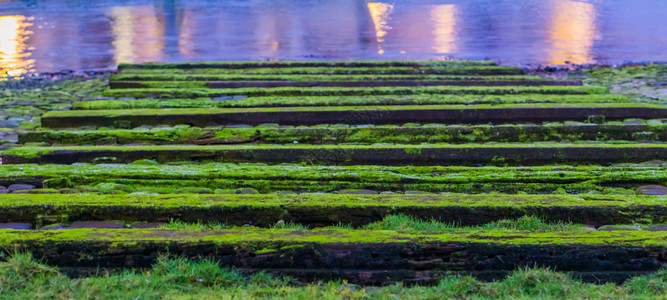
top-left (361, 214), bottom-right (586, 233)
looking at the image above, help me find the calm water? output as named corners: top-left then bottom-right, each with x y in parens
top-left (0, 0), bottom-right (666, 76)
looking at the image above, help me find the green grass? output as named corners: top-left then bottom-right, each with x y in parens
top-left (153, 215), bottom-right (586, 233)
top-left (362, 215), bottom-right (586, 233)
top-left (158, 219), bottom-right (231, 231)
top-left (1, 252), bottom-right (667, 299)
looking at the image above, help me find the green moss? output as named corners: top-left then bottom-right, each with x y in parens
top-left (0, 163), bottom-right (663, 194)
top-left (45, 102), bottom-right (653, 119)
top-left (111, 74), bottom-right (542, 82)
top-left (74, 94), bottom-right (631, 110)
top-left (101, 85), bottom-right (609, 99)
top-left (1, 227), bottom-right (667, 246)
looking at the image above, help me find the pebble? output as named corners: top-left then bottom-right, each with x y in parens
top-left (235, 188), bottom-right (259, 194)
top-left (337, 189), bottom-right (378, 194)
top-left (0, 120), bottom-right (20, 128)
top-left (637, 185), bottom-right (667, 195)
top-left (0, 223), bottom-right (32, 230)
top-left (9, 100), bottom-right (36, 106)
top-left (8, 184), bottom-right (36, 192)
top-left (646, 225), bottom-right (667, 231)
top-left (212, 96), bottom-right (234, 101)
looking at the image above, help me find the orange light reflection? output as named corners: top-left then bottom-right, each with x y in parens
top-left (430, 4), bottom-right (458, 54)
top-left (0, 15), bottom-right (34, 78)
top-left (367, 2), bottom-right (393, 55)
top-left (108, 6), bottom-right (165, 64)
top-left (549, 0), bottom-right (598, 64)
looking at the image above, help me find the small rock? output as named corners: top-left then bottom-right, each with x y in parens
top-left (624, 119), bottom-right (645, 125)
top-left (646, 225), bottom-right (667, 231)
top-left (8, 184), bottom-right (36, 192)
top-left (226, 124), bottom-right (253, 129)
top-left (0, 186), bottom-right (7, 194)
top-left (0, 120), bottom-right (20, 128)
top-left (0, 223), bottom-right (31, 229)
top-left (337, 189), bottom-right (378, 194)
top-left (129, 222), bottom-right (166, 229)
top-left (67, 221), bottom-right (126, 229)
top-left (175, 187), bottom-right (212, 194)
top-left (235, 188), bottom-right (259, 194)
top-left (212, 96), bottom-right (234, 101)
top-left (598, 225), bottom-right (641, 231)
top-left (637, 185), bottom-right (667, 195)
top-left (275, 220), bottom-right (285, 227)
top-left (9, 100), bottom-right (35, 106)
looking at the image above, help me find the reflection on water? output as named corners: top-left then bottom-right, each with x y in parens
top-left (430, 4), bottom-right (458, 54)
top-left (0, 0), bottom-right (665, 75)
top-left (549, 0), bottom-right (598, 65)
top-left (368, 2), bottom-right (393, 55)
top-left (108, 6), bottom-right (165, 64)
top-left (0, 15), bottom-right (34, 77)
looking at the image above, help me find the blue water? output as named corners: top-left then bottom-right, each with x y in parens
top-left (0, 0), bottom-right (666, 76)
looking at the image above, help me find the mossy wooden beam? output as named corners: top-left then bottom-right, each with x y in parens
top-left (1, 193), bottom-right (667, 226)
top-left (117, 60), bottom-right (498, 69)
top-left (111, 74), bottom-right (543, 82)
top-left (101, 85), bottom-right (609, 99)
top-left (72, 94), bottom-right (633, 110)
top-left (1, 228), bottom-right (665, 283)
top-left (1, 163), bottom-right (665, 194)
top-left (109, 80), bottom-right (582, 89)
top-left (5, 143), bottom-right (667, 165)
top-left (118, 66), bottom-right (520, 76)
top-left (40, 104), bottom-right (663, 128)
top-left (20, 123), bottom-right (667, 146)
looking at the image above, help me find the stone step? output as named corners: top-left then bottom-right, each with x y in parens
top-left (20, 122), bottom-right (667, 145)
top-left (40, 104), bottom-right (662, 128)
top-left (5, 143), bottom-right (667, 165)
top-left (73, 94), bottom-right (632, 110)
top-left (101, 85), bottom-right (608, 99)
top-left (109, 80), bottom-right (583, 89)
top-left (1, 227), bottom-right (665, 284)
top-left (1, 193), bottom-right (665, 227)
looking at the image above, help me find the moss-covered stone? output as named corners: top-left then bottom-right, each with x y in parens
top-left (0, 193), bottom-right (666, 227)
top-left (6, 143), bottom-right (667, 165)
top-left (41, 103), bottom-right (662, 128)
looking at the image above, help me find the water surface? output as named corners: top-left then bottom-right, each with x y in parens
top-left (0, 0), bottom-right (666, 76)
